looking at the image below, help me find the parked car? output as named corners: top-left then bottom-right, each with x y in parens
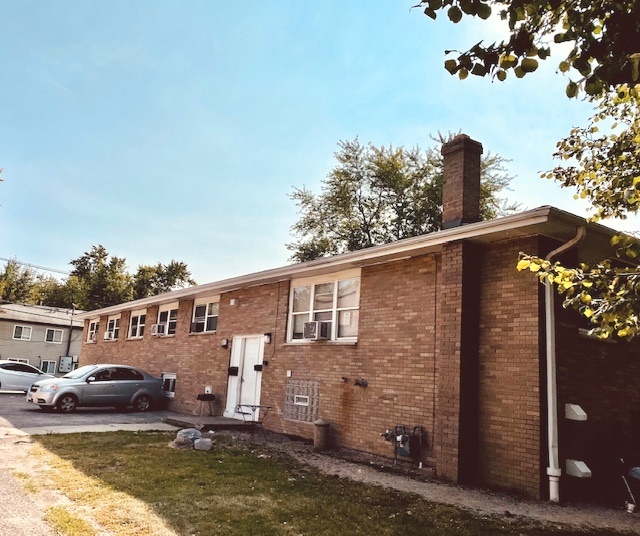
top-left (27, 364), bottom-right (166, 412)
top-left (0, 360), bottom-right (55, 391)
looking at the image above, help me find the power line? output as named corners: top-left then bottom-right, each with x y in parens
top-left (0, 257), bottom-right (70, 276)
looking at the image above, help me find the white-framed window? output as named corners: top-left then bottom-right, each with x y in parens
top-left (162, 372), bottom-right (177, 398)
top-left (105, 314), bottom-right (121, 340)
top-left (155, 302), bottom-right (179, 336)
top-left (12, 325), bottom-right (32, 341)
top-left (41, 360), bottom-right (57, 374)
top-left (128, 309), bottom-right (146, 338)
top-left (8, 358), bottom-right (29, 363)
top-left (288, 269), bottom-right (361, 342)
top-left (87, 320), bottom-right (99, 342)
top-left (45, 328), bottom-right (63, 344)
top-left (191, 297), bottom-right (219, 333)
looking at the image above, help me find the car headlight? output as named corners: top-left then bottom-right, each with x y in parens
top-left (40, 384), bottom-right (59, 393)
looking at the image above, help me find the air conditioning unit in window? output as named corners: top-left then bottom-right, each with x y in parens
top-left (303, 321), bottom-right (331, 341)
top-left (103, 331), bottom-right (114, 340)
top-left (151, 324), bottom-right (166, 336)
top-left (90, 333), bottom-right (97, 343)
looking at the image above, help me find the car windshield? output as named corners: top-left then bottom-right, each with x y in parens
top-left (62, 365), bottom-right (98, 379)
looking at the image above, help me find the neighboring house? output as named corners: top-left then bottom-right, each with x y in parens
top-left (77, 135), bottom-right (640, 503)
top-left (0, 303), bottom-right (83, 374)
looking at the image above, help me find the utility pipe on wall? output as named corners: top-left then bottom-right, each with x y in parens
top-left (544, 226), bottom-right (586, 503)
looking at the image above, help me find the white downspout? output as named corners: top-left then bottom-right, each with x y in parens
top-left (545, 226), bottom-right (586, 503)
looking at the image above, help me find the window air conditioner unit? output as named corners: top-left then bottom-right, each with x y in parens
top-left (151, 324), bottom-right (166, 336)
top-left (103, 331), bottom-right (114, 340)
top-left (90, 333), bottom-right (97, 342)
top-left (303, 321), bottom-right (331, 340)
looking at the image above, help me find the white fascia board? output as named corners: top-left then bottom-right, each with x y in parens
top-left (78, 206), bottom-right (609, 320)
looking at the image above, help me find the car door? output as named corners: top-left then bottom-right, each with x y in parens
top-left (82, 367), bottom-right (118, 405)
top-left (111, 367), bottom-right (144, 405)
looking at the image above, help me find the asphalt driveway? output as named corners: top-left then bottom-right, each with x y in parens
top-left (0, 390), bottom-right (174, 434)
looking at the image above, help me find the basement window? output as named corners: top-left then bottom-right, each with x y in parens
top-left (162, 372), bottom-right (177, 398)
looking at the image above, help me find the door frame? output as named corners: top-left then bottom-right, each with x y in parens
top-left (223, 334), bottom-right (266, 419)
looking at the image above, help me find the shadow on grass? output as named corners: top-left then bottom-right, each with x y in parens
top-left (35, 431), bottom-right (614, 536)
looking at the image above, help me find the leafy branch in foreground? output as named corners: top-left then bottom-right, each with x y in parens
top-left (414, 0), bottom-right (640, 98)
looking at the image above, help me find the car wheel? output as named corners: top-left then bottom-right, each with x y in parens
top-left (39, 405), bottom-right (54, 412)
top-left (57, 394), bottom-right (78, 413)
top-left (133, 394), bottom-right (152, 412)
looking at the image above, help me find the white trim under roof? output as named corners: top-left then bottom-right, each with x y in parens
top-left (77, 206), bottom-right (618, 320)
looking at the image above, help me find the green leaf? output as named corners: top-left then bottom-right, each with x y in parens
top-left (565, 81), bottom-right (579, 98)
top-left (448, 6), bottom-right (462, 23)
top-left (496, 69), bottom-right (507, 81)
top-left (428, 0), bottom-right (442, 9)
top-left (514, 66), bottom-right (525, 78)
top-left (458, 67), bottom-right (469, 79)
top-left (424, 7), bottom-right (437, 19)
top-left (444, 59), bottom-right (458, 74)
top-left (477, 2), bottom-right (491, 19)
top-left (520, 58), bottom-right (539, 73)
top-left (471, 63), bottom-right (487, 76)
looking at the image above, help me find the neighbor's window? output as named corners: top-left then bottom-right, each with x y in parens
top-left (45, 328), bottom-right (63, 344)
top-left (191, 297), bottom-right (219, 333)
top-left (41, 360), bottom-right (57, 374)
top-left (128, 309), bottom-right (146, 338)
top-left (13, 325), bottom-right (32, 341)
top-left (156, 303), bottom-right (179, 336)
top-left (288, 270), bottom-right (361, 341)
top-left (87, 320), bottom-right (99, 342)
top-left (105, 314), bottom-right (120, 340)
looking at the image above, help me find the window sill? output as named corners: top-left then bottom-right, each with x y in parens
top-left (152, 334), bottom-right (176, 339)
top-left (103, 339), bottom-right (119, 343)
top-left (126, 337), bottom-right (144, 341)
top-left (284, 340), bottom-right (357, 346)
top-left (188, 331), bottom-right (217, 336)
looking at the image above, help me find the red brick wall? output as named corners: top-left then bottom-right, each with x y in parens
top-left (476, 236), bottom-right (543, 496)
top-left (80, 237), bottom-right (550, 497)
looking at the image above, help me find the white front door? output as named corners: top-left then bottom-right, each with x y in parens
top-left (223, 335), bottom-right (265, 419)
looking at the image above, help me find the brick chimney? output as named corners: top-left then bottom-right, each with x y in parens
top-left (441, 134), bottom-right (483, 229)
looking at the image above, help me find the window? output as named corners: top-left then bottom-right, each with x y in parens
top-left (129, 310), bottom-right (146, 338)
top-left (155, 303), bottom-right (179, 336)
top-left (288, 270), bottom-right (361, 341)
top-left (45, 328), bottom-right (63, 344)
top-left (87, 320), bottom-right (99, 342)
top-left (162, 372), bottom-right (177, 398)
top-left (13, 325), bottom-right (32, 341)
top-left (105, 314), bottom-right (120, 340)
top-left (191, 298), bottom-right (219, 333)
top-left (7, 358), bottom-right (29, 364)
top-left (41, 360), bottom-right (57, 374)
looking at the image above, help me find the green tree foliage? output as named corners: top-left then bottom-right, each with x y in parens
top-left (0, 247), bottom-right (196, 311)
top-left (287, 135), bottom-right (518, 262)
top-left (0, 260), bottom-right (42, 303)
top-left (415, 0), bottom-right (640, 338)
top-left (133, 261), bottom-right (196, 300)
top-left (414, 0), bottom-right (640, 96)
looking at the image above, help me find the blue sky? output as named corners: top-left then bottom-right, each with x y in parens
top-left (1, 1), bottom-right (634, 284)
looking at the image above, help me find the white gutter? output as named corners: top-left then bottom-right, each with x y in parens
top-left (544, 226), bottom-right (586, 502)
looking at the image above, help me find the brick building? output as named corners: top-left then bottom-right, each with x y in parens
top-left (77, 135), bottom-right (639, 502)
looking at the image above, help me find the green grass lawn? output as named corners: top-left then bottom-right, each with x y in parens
top-left (32, 431), bottom-right (614, 536)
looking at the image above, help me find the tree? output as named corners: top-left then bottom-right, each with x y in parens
top-left (0, 260), bottom-right (42, 303)
top-left (0, 247), bottom-right (197, 311)
top-left (414, 0), bottom-right (640, 97)
top-left (287, 135), bottom-right (518, 262)
top-left (414, 0), bottom-right (640, 338)
top-left (133, 261), bottom-right (196, 300)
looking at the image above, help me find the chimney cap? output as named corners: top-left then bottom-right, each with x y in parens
top-left (441, 133), bottom-right (483, 157)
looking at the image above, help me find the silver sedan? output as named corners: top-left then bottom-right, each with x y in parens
top-left (27, 364), bottom-right (166, 412)
top-left (0, 360), bottom-right (54, 391)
